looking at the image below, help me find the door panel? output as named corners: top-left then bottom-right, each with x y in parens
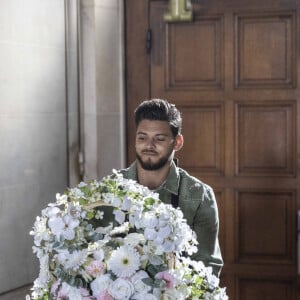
top-left (125, 1), bottom-right (300, 299)
top-left (235, 12), bottom-right (296, 88)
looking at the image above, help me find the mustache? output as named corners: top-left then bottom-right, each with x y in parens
top-left (141, 150), bottom-right (158, 155)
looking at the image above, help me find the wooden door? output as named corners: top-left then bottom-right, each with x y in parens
top-left (125, 1), bottom-right (300, 299)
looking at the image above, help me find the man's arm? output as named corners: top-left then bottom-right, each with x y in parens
top-left (191, 186), bottom-right (223, 276)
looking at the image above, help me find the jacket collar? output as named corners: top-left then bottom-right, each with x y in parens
top-left (127, 160), bottom-right (180, 195)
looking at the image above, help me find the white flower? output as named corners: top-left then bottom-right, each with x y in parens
top-left (122, 196), bottom-right (132, 210)
top-left (93, 248), bottom-right (105, 261)
top-left (56, 193), bottom-right (68, 205)
top-left (95, 210), bottom-right (104, 219)
top-left (162, 239), bottom-right (176, 252)
top-left (59, 282), bottom-right (82, 300)
top-left (30, 216), bottom-right (50, 246)
top-left (124, 233), bottom-right (144, 247)
top-left (143, 212), bottom-right (158, 228)
top-left (215, 288), bottom-right (229, 300)
top-left (130, 270), bottom-right (151, 294)
top-left (144, 228), bottom-right (157, 240)
top-left (108, 278), bottom-right (134, 300)
top-left (108, 245), bottom-right (140, 277)
top-left (132, 293), bottom-right (158, 300)
top-left (157, 225), bottom-right (171, 239)
top-left (110, 222), bottom-right (130, 235)
top-left (78, 181), bottom-right (87, 187)
top-left (36, 255), bottom-right (49, 288)
top-left (129, 209), bottom-right (143, 229)
top-left (57, 249), bottom-right (88, 271)
top-left (29, 172), bottom-right (228, 300)
top-left (162, 288), bottom-right (181, 300)
top-left (91, 274), bottom-right (113, 296)
top-left (48, 214), bottom-right (79, 240)
top-left (114, 209), bottom-right (126, 224)
top-left (69, 187), bottom-right (85, 199)
top-left (158, 211), bottom-right (171, 227)
top-left (206, 269), bottom-right (220, 290)
top-left (46, 206), bottom-right (61, 218)
top-left (153, 235), bottom-right (164, 245)
top-left (67, 202), bottom-right (82, 219)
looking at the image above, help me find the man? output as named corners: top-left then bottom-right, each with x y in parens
top-left (120, 98), bottom-right (223, 276)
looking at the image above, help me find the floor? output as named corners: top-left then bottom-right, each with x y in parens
top-left (0, 285), bottom-right (32, 300)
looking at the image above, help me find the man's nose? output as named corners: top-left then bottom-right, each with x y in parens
top-left (145, 138), bottom-right (156, 148)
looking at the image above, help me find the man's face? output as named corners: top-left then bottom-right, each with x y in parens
top-left (135, 120), bottom-right (176, 171)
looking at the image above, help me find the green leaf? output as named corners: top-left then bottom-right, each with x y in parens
top-left (86, 211), bottom-right (94, 219)
top-left (146, 264), bottom-right (167, 277)
top-left (142, 277), bottom-right (154, 286)
top-left (144, 197), bottom-right (155, 206)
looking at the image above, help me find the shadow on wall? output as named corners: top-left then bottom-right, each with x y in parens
top-left (0, 284), bottom-right (32, 300)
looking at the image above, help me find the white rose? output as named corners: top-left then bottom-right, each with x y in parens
top-left (108, 278), bottom-right (134, 300)
top-left (132, 293), bottom-right (158, 300)
top-left (90, 274), bottom-right (112, 296)
top-left (131, 270), bottom-right (151, 294)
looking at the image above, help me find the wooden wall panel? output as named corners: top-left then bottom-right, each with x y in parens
top-left (235, 12), bottom-right (296, 88)
top-left (166, 15), bottom-right (224, 90)
top-left (235, 101), bottom-right (296, 176)
top-left (234, 189), bottom-right (296, 264)
top-left (176, 104), bottom-right (224, 175)
top-left (237, 277), bottom-right (295, 300)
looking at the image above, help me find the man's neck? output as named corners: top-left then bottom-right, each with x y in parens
top-left (137, 162), bottom-right (171, 190)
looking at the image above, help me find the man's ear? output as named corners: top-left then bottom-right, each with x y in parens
top-left (174, 134), bottom-right (184, 151)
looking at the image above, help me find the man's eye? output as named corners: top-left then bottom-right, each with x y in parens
top-left (156, 138), bottom-right (166, 142)
top-left (137, 136), bottom-right (145, 141)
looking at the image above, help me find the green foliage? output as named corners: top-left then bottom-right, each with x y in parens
top-left (146, 263), bottom-right (168, 277)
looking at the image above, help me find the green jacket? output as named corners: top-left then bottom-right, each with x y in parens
top-left (120, 161), bottom-right (223, 276)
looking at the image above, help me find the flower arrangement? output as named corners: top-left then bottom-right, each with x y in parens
top-left (27, 171), bottom-right (228, 300)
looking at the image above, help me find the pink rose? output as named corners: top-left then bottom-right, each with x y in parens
top-left (96, 291), bottom-right (114, 300)
top-left (155, 271), bottom-right (175, 289)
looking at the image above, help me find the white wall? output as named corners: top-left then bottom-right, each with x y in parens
top-left (0, 0), bottom-right (78, 293)
top-left (80, 0), bottom-right (125, 181)
top-left (0, 0), bottom-right (125, 293)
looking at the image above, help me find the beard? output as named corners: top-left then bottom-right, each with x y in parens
top-left (136, 150), bottom-right (173, 171)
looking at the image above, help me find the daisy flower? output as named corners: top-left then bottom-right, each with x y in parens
top-left (108, 245), bottom-right (140, 277)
